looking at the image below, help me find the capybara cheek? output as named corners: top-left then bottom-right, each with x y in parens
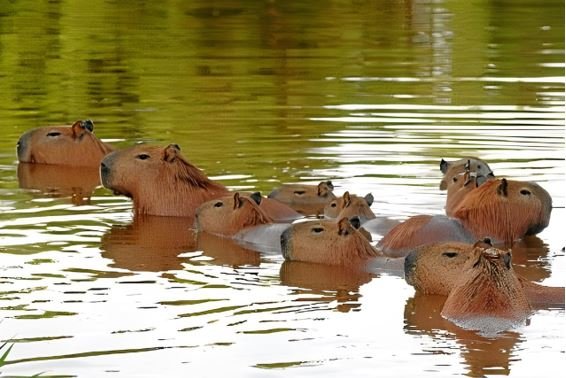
top-left (404, 251), bottom-right (418, 286)
top-left (280, 228), bottom-right (293, 260)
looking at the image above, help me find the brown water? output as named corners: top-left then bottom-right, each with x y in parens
top-left (0, 0), bottom-right (564, 376)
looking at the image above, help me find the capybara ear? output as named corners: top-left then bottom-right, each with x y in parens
top-left (83, 120), bottom-right (94, 132)
top-left (318, 181), bottom-right (333, 196)
top-left (250, 192), bottom-right (262, 205)
top-left (162, 144), bottom-right (181, 163)
top-left (343, 191), bottom-right (351, 207)
top-left (71, 120), bottom-right (88, 138)
top-left (337, 217), bottom-right (354, 236)
top-left (496, 178), bottom-right (508, 197)
top-left (440, 158), bottom-right (450, 174)
top-left (364, 193), bottom-right (374, 206)
top-left (233, 192), bottom-right (244, 209)
top-left (349, 216), bottom-right (361, 230)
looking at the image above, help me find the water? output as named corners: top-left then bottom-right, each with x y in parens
top-left (0, 0), bottom-right (564, 376)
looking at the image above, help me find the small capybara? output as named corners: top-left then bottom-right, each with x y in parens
top-left (195, 192), bottom-right (273, 237)
top-left (324, 191), bottom-right (376, 223)
top-left (404, 239), bottom-right (564, 307)
top-left (17, 120), bottom-right (114, 167)
top-left (100, 143), bottom-right (301, 221)
top-left (444, 161), bottom-right (495, 217)
top-left (281, 217), bottom-right (381, 267)
top-left (439, 157), bottom-right (494, 190)
top-left (268, 181), bottom-right (336, 215)
top-left (440, 242), bottom-right (531, 332)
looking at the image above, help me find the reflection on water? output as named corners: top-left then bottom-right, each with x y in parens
top-left (0, 0), bottom-right (564, 376)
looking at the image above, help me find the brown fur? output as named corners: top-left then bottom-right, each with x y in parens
top-left (444, 162), bottom-right (496, 217)
top-left (404, 240), bottom-right (564, 307)
top-left (439, 157), bottom-right (493, 190)
top-left (440, 243), bottom-right (531, 327)
top-left (324, 191), bottom-right (376, 223)
top-left (453, 178), bottom-right (552, 246)
top-left (281, 217), bottom-right (381, 267)
top-left (377, 215), bottom-right (474, 257)
top-left (100, 144), bottom-right (301, 221)
top-left (17, 163), bottom-right (101, 205)
top-left (101, 144), bottom-right (228, 218)
top-left (17, 120), bottom-right (114, 167)
top-left (195, 192), bottom-right (274, 237)
top-left (268, 181), bottom-right (336, 215)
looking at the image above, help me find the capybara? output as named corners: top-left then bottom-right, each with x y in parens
top-left (17, 120), bottom-right (114, 167)
top-left (444, 161), bottom-right (494, 217)
top-left (268, 181), bottom-right (336, 215)
top-left (377, 215), bottom-right (475, 257)
top-left (100, 143), bottom-right (301, 221)
top-left (453, 178), bottom-right (552, 246)
top-left (439, 157), bottom-right (494, 190)
top-left (440, 243), bottom-right (531, 332)
top-left (404, 239), bottom-right (564, 307)
top-left (281, 217), bottom-right (381, 267)
top-left (195, 192), bottom-right (273, 237)
top-left (17, 163), bottom-right (101, 205)
top-left (324, 191), bottom-right (376, 223)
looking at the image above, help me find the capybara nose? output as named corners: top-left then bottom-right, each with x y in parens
top-left (100, 161), bottom-right (110, 184)
top-left (280, 227), bottom-right (293, 260)
top-left (16, 134), bottom-right (30, 161)
top-left (404, 251), bottom-right (418, 285)
top-left (83, 119), bottom-right (94, 132)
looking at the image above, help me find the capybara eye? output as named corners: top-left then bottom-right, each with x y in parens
top-left (136, 154), bottom-right (150, 160)
top-left (520, 189), bottom-right (531, 196)
top-left (311, 227), bottom-right (324, 234)
top-left (442, 252), bottom-right (458, 258)
top-left (47, 131), bottom-right (61, 137)
top-left (452, 176), bottom-right (458, 182)
top-left (214, 201), bottom-right (223, 208)
top-left (293, 190), bottom-right (305, 196)
top-left (330, 202), bottom-right (337, 208)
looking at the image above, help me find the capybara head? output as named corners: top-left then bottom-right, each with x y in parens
top-left (17, 120), bottom-right (113, 167)
top-left (324, 191), bottom-right (376, 223)
top-left (453, 178), bottom-right (552, 246)
top-left (404, 240), bottom-right (487, 295)
top-left (100, 143), bottom-right (228, 217)
top-left (195, 192), bottom-right (273, 237)
top-left (280, 217), bottom-right (380, 266)
top-left (268, 181), bottom-right (336, 204)
top-left (444, 164), bottom-right (486, 217)
top-left (439, 157), bottom-right (494, 190)
top-left (440, 242), bottom-right (531, 330)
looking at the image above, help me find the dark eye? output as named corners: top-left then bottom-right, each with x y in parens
top-left (442, 252), bottom-right (458, 258)
top-left (311, 227), bottom-right (324, 234)
top-left (294, 190), bottom-right (305, 196)
top-left (520, 189), bottom-right (531, 196)
top-left (477, 165), bottom-right (482, 170)
top-left (47, 131), bottom-right (61, 137)
top-left (214, 201), bottom-right (223, 208)
top-left (136, 154), bottom-right (150, 160)
top-left (330, 203), bottom-right (337, 208)
top-left (452, 177), bottom-right (458, 182)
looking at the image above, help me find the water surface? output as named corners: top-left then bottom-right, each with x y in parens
top-left (0, 0), bottom-right (564, 376)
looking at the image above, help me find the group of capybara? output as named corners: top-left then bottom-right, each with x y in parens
top-left (16, 120), bottom-right (564, 334)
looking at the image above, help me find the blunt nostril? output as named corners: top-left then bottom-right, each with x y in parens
top-left (404, 251), bottom-right (418, 284)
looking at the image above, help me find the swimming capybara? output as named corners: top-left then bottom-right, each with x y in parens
top-left (377, 215), bottom-right (475, 257)
top-left (268, 181), bottom-right (336, 215)
top-left (452, 178), bottom-right (552, 246)
top-left (17, 120), bottom-right (114, 167)
top-left (281, 217), bottom-right (381, 267)
top-left (439, 157), bottom-right (494, 190)
top-left (404, 239), bottom-right (565, 307)
top-left (444, 161), bottom-right (495, 217)
top-left (195, 192), bottom-right (273, 237)
top-left (100, 143), bottom-right (301, 221)
top-left (440, 243), bottom-right (531, 332)
top-left (324, 191), bottom-right (376, 223)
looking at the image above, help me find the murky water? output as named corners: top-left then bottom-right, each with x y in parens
top-left (0, 0), bottom-right (564, 376)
